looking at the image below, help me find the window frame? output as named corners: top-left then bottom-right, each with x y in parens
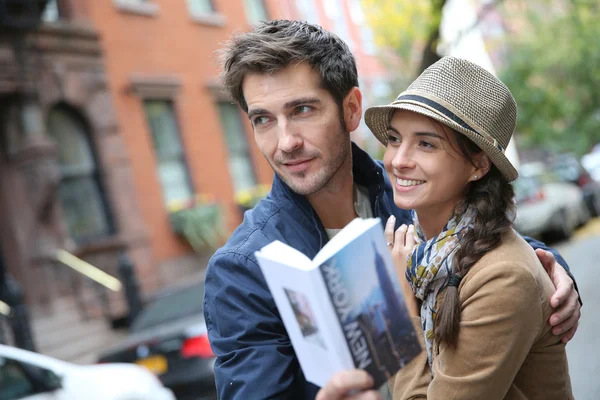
top-left (244, 0), bottom-right (269, 26)
top-left (113, 0), bottom-right (159, 17)
top-left (47, 104), bottom-right (116, 245)
top-left (142, 99), bottom-right (196, 209)
top-left (216, 101), bottom-right (258, 194)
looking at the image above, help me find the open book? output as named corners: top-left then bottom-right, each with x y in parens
top-left (255, 218), bottom-right (421, 388)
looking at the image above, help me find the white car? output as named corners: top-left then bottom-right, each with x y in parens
top-left (0, 344), bottom-right (175, 400)
top-left (514, 162), bottom-right (589, 240)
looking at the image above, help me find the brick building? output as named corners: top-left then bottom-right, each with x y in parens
top-left (83, 0), bottom-right (281, 289)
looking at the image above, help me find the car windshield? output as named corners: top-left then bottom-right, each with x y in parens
top-left (131, 282), bottom-right (204, 332)
top-left (551, 159), bottom-right (581, 183)
top-left (514, 176), bottom-right (541, 204)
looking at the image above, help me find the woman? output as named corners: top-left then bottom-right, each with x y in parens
top-left (316, 57), bottom-right (573, 400)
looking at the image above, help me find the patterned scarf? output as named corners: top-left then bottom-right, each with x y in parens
top-left (405, 206), bottom-right (477, 369)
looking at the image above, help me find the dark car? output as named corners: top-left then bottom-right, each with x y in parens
top-left (98, 281), bottom-right (216, 400)
top-left (552, 153), bottom-right (600, 216)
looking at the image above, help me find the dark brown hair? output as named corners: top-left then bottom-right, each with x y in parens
top-left (434, 131), bottom-right (516, 347)
top-left (219, 20), bottom-right (359, 112)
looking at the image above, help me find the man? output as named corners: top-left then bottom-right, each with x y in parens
top-left (204, 20), bottom-right (581, 400)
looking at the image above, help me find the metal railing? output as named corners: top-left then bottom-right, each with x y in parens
top-left (0, 300), bottom-right (9, 316)
top-left (55, 249), bottom-right (122, 292)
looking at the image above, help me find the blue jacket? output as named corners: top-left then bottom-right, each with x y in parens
top-left (203, 143), bottom-right (570, 400)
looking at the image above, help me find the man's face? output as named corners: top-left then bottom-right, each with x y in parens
top-left (242, 63), bottom-right (353, 196)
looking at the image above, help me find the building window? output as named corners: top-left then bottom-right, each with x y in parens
top-left (143, 100), bottom-right (194, 208)
top-left (42, 0), bottom-right (60, 22)
top-left (118, 0), bottom-right (149, 4)
top-left (114, 0), bottom-right (159, 16)
top-left (187, 0), bottom-right (225, 26)
top-left (217, 103), bottom-right (257, 193)
top-left (244, 0), bottom-right (269, 26)
top-left (47, 106), bottom-right (113, 244)
top-left (187, 0), bottom-right (215, 15)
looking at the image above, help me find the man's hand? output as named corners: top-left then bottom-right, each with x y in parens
top-left (316, 370), bottom-right (381, 400)
top-left (535, 249), bottom-right (581, 343)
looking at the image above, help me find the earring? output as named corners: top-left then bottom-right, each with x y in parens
top-left (473, 175), bottom-right (478, 179)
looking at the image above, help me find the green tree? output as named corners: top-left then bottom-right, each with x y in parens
top-left (500, 1), bottom-right (600, 154)
top-left (362, 0), bottom-right (503, 84)
top-left (362, 0), bottom-right (446, 80)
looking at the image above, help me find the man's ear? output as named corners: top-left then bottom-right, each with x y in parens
top-left (343, 87), bottom-right (362, 132)
top-left (470, 153), bottom-right (492, 182)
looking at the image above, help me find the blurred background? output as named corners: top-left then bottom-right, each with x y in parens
top-left (0, 0), bottom-right (598, 399)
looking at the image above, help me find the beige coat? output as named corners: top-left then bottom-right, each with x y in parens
top-left (390, 229), bottom-right (573, 399)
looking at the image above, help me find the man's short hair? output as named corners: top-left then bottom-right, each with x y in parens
top-left (220, 20), bottom-right (359, 112)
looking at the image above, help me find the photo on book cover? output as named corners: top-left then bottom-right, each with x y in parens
top-left (284, 288), bottom-right (327, 350)
top-left (320, 232), bottom-right (421, 382)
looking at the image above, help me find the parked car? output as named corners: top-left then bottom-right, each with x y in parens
top-left (551, 153), bottom-right (600, 216)
top-left (98, 281), bottom-right (216, 400)
top-left (582, 150), bottom-right (600, 182)
top-left (514, 162), bottom-right (589, 241)
top-left (0, 343), bottom-right (175, 400)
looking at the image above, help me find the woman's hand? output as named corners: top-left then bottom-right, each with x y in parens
top-left (385, 216), bottom-right (416, 268)
top-left (385, 216), bottom-right (419, 316)
top-left (316, 370), bottom-right (381, 400)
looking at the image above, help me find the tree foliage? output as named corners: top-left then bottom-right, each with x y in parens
top-left (500, 1), bottom-right (600, 154)
top-left (362, 0), bottom-right (446, 79)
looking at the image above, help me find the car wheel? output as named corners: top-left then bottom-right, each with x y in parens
top-left (579, 201), bottom-right (591, 226)
top-left (592, 194), bottom-right (600, 217)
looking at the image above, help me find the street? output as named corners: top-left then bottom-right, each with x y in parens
top-left (558, 218), bottom-right (600, 399)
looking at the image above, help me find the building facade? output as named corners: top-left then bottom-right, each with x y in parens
top-left (84, 0), bottom-right (279, 287)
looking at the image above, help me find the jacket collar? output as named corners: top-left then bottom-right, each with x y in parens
top-left (269, 142), bottom-right (386, 224)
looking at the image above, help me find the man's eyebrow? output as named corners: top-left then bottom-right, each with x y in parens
top-left (247, 97), bottom-right (321, 120)
top-left (283, 97), bottom-right (321, 110)
top-left (248, 108), bottom-right (269, 119)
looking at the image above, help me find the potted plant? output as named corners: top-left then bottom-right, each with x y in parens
top-left (234, 184), bottom-right (271, 216)
top-left (168, 194), bottom-right (225, 252)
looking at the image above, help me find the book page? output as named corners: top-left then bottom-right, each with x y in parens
top-left (312, 218), bottom-right (379, 267)
top-left (258, 240), bottom-right (314, 270)
top-left (255, 249), bottom-right (352, 386)
top-left (317, 220), bottom-right (422, 388)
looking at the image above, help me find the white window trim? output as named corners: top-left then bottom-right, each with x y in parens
top-left (114, 0), bottom-right (159, 17)
top-left (190, 12), bottom-right (227, 27)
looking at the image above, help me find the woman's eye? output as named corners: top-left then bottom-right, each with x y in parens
top-left (420, 140), bottom-right (435, 149)
top-left (387, 134), bottom-right (400, 144)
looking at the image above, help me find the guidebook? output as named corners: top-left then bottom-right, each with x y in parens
top-left (255, 218), bottom-right (422, 388)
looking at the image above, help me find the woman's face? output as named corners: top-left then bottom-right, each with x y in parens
top-left (383, 110), bottom-right (486, 223)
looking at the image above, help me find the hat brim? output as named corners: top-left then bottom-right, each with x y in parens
top-left (365, 102), bottom-right (518, 182)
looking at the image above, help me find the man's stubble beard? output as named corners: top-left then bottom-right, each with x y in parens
top-left (272, 119), bottom-right (351, 196)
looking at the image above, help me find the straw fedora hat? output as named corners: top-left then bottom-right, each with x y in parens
top-left (365, 56), bottom-right (518, 181)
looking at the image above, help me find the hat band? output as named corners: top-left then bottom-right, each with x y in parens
top-left (395, 94), bottom-right (504, 152)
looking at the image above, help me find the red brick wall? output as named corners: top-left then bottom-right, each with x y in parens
top-left (85, 0), bottom-right (278, 264)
